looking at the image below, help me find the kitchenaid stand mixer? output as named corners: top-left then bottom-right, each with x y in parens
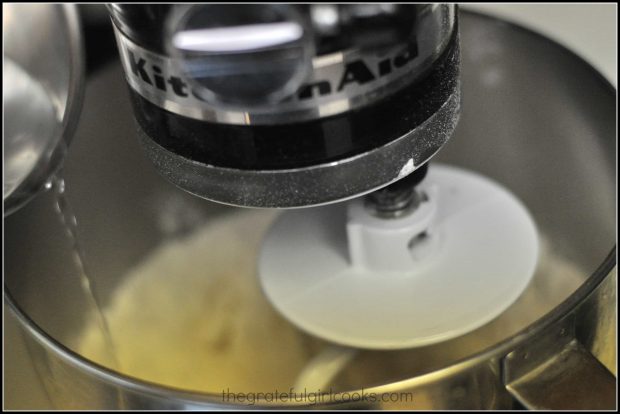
top-left (106, 3), bottom-right (540, 350)
top-left (4, 4), bottom-right (616, 410)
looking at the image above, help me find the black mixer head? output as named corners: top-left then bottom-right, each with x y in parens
top-left (109, 4), bottom-right (461, 207)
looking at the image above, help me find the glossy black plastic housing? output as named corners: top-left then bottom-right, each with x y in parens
top-left (129, 26), bottom-right (459, 171)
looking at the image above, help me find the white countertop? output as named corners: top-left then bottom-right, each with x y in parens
top-left (464, 4), bottom-right (617, 86)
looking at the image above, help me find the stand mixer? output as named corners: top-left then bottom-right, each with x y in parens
top-left (107, 4), bottom-right (540, 350)
top-left (110, 4), bottom-right (460, 208)
top-left (4, 3), bottom-right (617, 410)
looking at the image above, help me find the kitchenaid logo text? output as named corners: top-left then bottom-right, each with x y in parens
top-left (122, 42), bottom-right (418, 103)
top-left (297, 42), bottom-right (419, 100)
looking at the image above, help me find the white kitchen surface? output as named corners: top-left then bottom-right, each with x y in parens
top-left (3, 4), bottom-right (617, 410)
top-left (465, 4), bottom-right (617, 86)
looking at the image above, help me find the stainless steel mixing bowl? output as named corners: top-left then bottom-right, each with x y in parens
top-left (4, 11), bottom-right (616, 409)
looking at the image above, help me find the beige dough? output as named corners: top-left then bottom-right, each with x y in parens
top-left (76, 209), bottom-right (325, 393)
